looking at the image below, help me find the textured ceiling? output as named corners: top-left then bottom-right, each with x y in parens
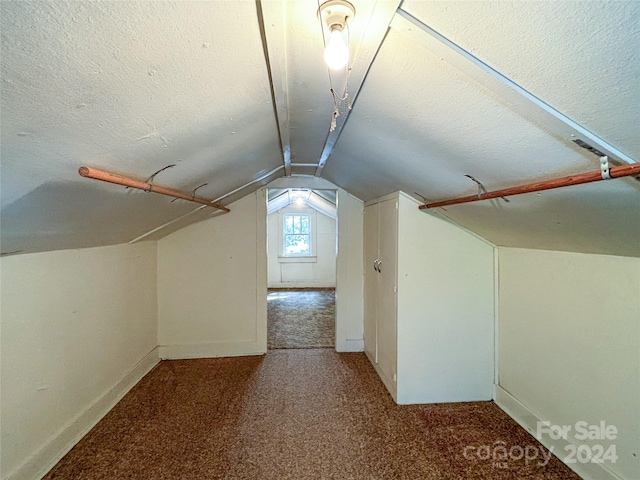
top-left (402, 0), bottom-right (640, 160)
top-left (1, 0), bottom-right (638, 257)
top-left (1, 0), bottom-right (283, 252)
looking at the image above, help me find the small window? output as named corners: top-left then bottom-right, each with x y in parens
top-left (283, 213), bottom-right (311, 256)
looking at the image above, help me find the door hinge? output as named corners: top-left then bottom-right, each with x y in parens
top-left (394, 286), bottom-right (397, 293)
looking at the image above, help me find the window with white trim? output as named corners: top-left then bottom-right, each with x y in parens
top-left (283, 213), bottom-right (312, 256)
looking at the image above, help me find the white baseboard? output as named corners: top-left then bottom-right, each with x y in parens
top-left (495, 386), bottom-right (624, 480)
top-left (159, 341), bottom-right (266, 360)
top-left (336, 338), bottom-right (364, 353)
top-left (5, 347), bottom-right (160, 480)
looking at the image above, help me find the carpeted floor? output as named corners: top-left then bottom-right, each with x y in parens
top-left (267, 289), bottom-right (335, 349)
top-left (44, 350), bottom-right (580, 479)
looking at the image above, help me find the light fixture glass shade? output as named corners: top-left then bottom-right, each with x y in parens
top-left (324, 28), bottom-right (349, 70)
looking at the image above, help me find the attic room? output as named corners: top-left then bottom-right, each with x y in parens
top-left (1, 1), bottom-right (638, 479)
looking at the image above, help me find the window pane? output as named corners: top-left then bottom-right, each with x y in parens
top-left (283, 214), bottom-right (311, 256)
top-left (285, 234), bottom-right (310, 255)
top-left (285, 215), bottom-right (311, 233)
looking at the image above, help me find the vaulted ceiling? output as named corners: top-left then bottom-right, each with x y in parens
top-left (1, 1), bottom-right (638, 257)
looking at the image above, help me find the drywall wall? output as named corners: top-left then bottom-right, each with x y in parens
top-left (395, 193), bottom-right (495, 404)
top-left (267, 205), bottom-right (336, 288)
top-left (496, 247), bottom-right (639, 480)
top-left (269, 179), bottom-right (365, 352)
top-left (157, 191), bottom-right (268, 358)
top-left (158, 182), bottom-right (365, 356)
top-left (334, 189), bottom-right (365, 352)
top-left (0, 242), bottom-right (158, 480)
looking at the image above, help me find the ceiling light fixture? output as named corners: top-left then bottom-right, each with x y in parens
top-left (318, 1), bottom-right (355, 70)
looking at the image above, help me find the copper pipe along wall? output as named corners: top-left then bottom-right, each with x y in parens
top-left (420, 163), bottom-right (640, 210)
top-left (78, 166), bottom-right (230, 212)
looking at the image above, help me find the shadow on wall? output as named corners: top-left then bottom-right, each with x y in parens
top-left (432, 181), bottom-right (640, 257)
top-left (0, 181), bottom-right (196, 254)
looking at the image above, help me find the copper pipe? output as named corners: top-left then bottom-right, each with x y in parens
top-left (78, 166), bottom-right (230, 212)
top-left (420, 163), bottom-right (640, 210)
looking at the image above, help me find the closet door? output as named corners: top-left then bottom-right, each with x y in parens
top-left (363, 203), bottom-right (379, 362)
top-left (376, 198), bottom-right (398, 387)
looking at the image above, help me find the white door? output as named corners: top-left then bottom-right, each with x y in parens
top-left (376, 198), bottom-right (398, 387)
top-left (363, 203), bottom-right (379, 362)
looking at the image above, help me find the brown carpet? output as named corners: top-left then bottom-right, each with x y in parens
top-left (43, 350), bottom-right (580, 479)
top-left (267, 289), bottom-right (335, 349)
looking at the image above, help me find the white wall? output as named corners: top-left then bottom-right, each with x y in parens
top-left (158, 182), bottom-right (365, 356)
top-left (267, 205), bottom-right (336, 288)
top-left (496, 247), bottom-right (640, 480)
top-left (0, 182), bottom-right (362, 479)
top-left (157, 191), bottom-right (268, 359)
top-left (395, 194), bottom-right (495, 404)
top-left (0, 242), bottom-right (159, 480)
top-left (265, 177), bottom-right (365, 352)
top-left (335, 189), bottom-right (364, 352)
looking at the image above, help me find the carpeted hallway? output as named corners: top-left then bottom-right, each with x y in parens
top-left (267, 289), bottom-right (335, 349)
top-left (44, 350), bottom-right (579, 479)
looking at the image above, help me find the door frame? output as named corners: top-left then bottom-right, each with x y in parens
top-left (259, 178), bottom-right (365, 353)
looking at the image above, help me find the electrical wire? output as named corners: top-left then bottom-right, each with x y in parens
top-left (317, 0), bottom-right (353, 132)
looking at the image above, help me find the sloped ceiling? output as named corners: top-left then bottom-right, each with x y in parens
top-left (1, 0), bottom-right (638, 257)
top-left (268, 188), bottom-right (337, 218)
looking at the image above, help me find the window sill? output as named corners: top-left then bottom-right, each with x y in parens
top-left (278, 256), bottom-right (317, 263)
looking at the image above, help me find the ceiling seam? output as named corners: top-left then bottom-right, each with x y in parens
top-left (391, 7), bottom-right (637, 166)
top-left (128, 165), bottom-right (284, 244)
top-left (315, 26), bottom-right (391, 177)
top-left (256, 0), bottom-right (292, 176)
top-left (314, 1), bottom-right (403, 178)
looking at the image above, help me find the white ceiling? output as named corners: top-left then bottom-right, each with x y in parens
top-left (1, 0), bottom-right (638, 257)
